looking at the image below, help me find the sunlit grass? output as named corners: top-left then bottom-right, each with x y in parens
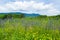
top-left (0, 17), bottom-right (60, 40)
top-left (0, 26), bottom-right (60, 40)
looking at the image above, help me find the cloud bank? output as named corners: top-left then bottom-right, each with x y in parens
top-left (0, 1), bottom-right (60, 16)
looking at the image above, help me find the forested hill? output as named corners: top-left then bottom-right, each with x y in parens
top-left (0, 12), bottom-right (40, 17)
top-left (0, 12), bottom-right (60, 19)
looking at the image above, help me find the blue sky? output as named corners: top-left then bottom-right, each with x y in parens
top-left (0, 0), bottom-right (60, 16)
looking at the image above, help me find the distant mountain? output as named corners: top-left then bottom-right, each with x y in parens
top-left (0, 12), bottom-right (40, 17)
top-left (24, 13), bottom-right (40, 17)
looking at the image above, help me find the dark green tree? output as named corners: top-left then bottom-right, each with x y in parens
top-left (7, 14), bottom-right (12, 18)
top-left (19, 14), bottom-right (25, 18)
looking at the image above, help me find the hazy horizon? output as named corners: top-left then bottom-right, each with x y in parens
top-left (0, 0), bottom-right (60, 16)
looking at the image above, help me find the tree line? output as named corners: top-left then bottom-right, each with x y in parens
top-left (0, 14), bottom-right (25, 19)
top-left (0, 13), bottom-right (60, 19)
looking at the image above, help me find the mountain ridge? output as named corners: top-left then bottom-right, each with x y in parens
top-left (0, 12), bottom-right (40, 17)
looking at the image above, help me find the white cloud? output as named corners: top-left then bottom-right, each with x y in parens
top-left (0, 1), bottom-right (60, 16)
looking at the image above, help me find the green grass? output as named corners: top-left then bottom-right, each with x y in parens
top-left (0, 16), bottom-right (60, 40)
top-left (0, 26), bottom-right (60, 40)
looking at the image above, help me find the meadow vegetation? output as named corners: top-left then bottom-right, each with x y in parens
top-left (0, 13), bottom-right (60, 40)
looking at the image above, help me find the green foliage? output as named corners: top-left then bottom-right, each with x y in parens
top-left (12, 14), bottom-right (25, 18)
top-left (0, 13), bottom-right (25, 19)
top-left (19, 14), bottom-right (25, 18)
top-left (37, 15), bottom-right (47, 18)
top-left (2, 14), bottom-right (12, 19)
top-left (0, 14), bottom-right (6, 19)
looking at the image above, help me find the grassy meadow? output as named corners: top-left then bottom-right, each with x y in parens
top-left (0, 14), bottom-right (60, 40)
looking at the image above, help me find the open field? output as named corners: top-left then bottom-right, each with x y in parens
top-left (0, 14), bottom-right (60, 40)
